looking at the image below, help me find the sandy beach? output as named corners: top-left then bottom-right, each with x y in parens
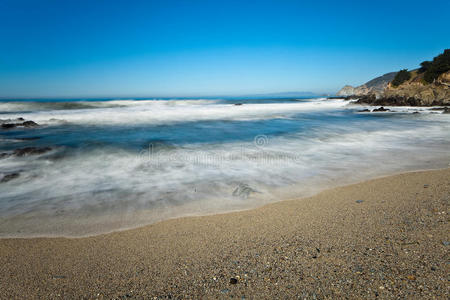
top-left (0, 168), bottom-right (449, 299)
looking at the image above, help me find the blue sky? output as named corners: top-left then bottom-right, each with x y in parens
top-left (0, 0), bottom-right (449, 98)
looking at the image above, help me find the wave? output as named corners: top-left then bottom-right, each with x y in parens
top-left (1, 119), bottom-right (449, 237)
top-left (0, 99), bottom-right (223, 113)
top-left (0, 99), bottom-right (347, 126)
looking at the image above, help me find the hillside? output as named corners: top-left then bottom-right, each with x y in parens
top-left (337, 49), bottom-right (450, 106)
top-left (336, 72), bottom-right (397, 97)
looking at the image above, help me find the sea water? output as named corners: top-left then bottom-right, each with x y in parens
top-left (0, 98), bottom-right (449, 237)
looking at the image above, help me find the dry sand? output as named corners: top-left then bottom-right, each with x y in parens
top-left (0, 169), bottom-right (449, 299)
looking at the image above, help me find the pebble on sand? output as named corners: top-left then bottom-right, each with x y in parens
top-left (230, 278), bottom-right (238, 284)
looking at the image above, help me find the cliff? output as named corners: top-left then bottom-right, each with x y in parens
top-left (383, 71), bottom-right (450, 105)
top-left (337, 49), bottom-right (450, 106)
top-left (355, 71), bottom-right (450, 106)
top-left (336, 72), bottom-right (397, 97)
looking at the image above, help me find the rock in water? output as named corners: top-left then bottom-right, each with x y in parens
top-left (1, 120), bottom-right (39, 129)
top-left (1, 173), bottom-right (20, 183)
top-left (1, 123), bottom-right (17, 129)
top-left (22, 121), bottom-right (39, 127)
top-left (13, 147), bottom-right (52, 157)
top-left (232, 183), bottom-right (258, 199)
top-left (372, 107), bottom-right (390, 112)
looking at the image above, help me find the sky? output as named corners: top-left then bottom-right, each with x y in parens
top-left (0, 0), bottom-right (449, 98)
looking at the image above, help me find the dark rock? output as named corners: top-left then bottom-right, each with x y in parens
top-left (13, 147), bottom-right (52, 157)
top-left (1, 123), bottom-right (17, 129)
top-left (17, 117), bottom-right (24, 121)
top-left (354, 94), bottom-right (448, 107)
top-left (344, 95), bottom-right (362, 100)
top-left (230, 278), bottom-right (238, 284)
top-left (356, 200), bottom-right (364, 203)
top-left (372, 107), bottom-right (390, 112)
top-left (1, 120), bottom-right (39, 129)
top-left (234, 103), bottom-right (243, 106)
top-left (424, 184), bottom-right (429, 188)
top-left (412, 111), bottom-right (420, 114)
top-left (443, 107), bottom-right (450, 114)
top-left (17, 137), bottom-right (41, 141)
top-left (357, 109), bottom-right (370, 112)
top-left (22, 121), bottom-right (39, 127)
top-left (232, 183), bottom-right (257, 199)
top-left (1, 173), bottom-right (20, 183)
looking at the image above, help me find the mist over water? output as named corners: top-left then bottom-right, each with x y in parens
top-left (0, 98), bottom-right (449, 237)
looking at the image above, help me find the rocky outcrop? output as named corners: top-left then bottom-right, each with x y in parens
top-left (354, 71), bottom-right (450, 106)
top-left (337, 72), bottom-right (398, 98)
top-left (383, 71), bottom-right (450, 105)
top-left (336, 85), bottom-right (356, 97)
top-left (337, 49), bottom-right (450, 106)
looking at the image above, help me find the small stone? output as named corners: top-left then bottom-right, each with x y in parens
top-left (52, 275), bottom-right (66, 279)
top-left (221, 289), bottom-right (230, 294)
top-left (423, 184), bottom-right (429, 188)
top-left (356, 200), bottom-right (364, 203)
top-left (442, 241), bottom-right (450, 246)
top-left (407, 275), bottom-right (416, 280)
top-left (230, 277), bottom-right (238, 284)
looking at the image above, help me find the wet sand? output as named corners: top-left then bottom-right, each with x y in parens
top-left (0, 168), bottom-right (449, 299)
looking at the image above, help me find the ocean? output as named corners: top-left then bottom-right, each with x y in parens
top-left (0, 97), bottom-right (449, 237)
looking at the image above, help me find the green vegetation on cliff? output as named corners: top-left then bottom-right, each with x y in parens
top-left (419, 49), bottom-right (450, 83)
top-left (391, 69), bottom-right (411, 87)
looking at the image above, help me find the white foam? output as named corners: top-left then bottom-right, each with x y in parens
top-left (0, 99), bottom-right (346, 126)
top-left (1, 98), bottom-right (449, 237)
top-left (1, 119), bottom-right (449, 237)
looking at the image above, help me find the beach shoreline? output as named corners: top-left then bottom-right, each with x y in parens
top-left (0, 168), bottom-right (449, 298)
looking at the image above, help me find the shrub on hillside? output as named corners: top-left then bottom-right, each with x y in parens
top-left (423, 49), bottom-right (450, 83)
top-left (391, 69), bottom-right (411, 87)
top-left (418, 61), bottom-right (432, 73)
